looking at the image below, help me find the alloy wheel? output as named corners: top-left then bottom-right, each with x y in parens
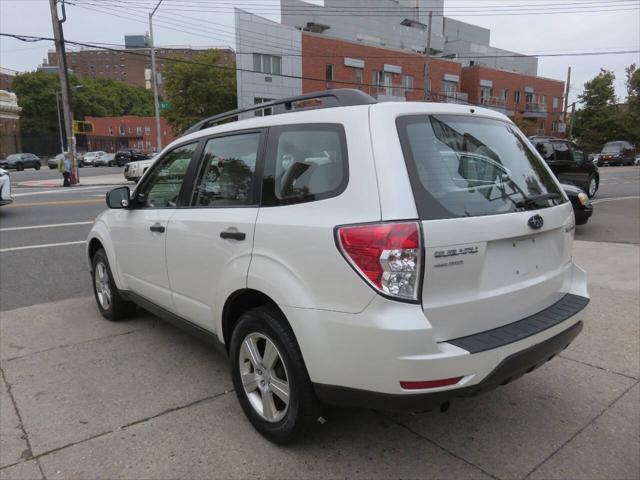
top-left (94, 261), bottom-right (112, 310)
top-left (588, 178), bottom-right (597, 197)
top-left (238, 333), bottom-right (290, 423)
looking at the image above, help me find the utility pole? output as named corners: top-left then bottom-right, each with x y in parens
top-left (567, 102), bottom-right (576, 139)
top-left (55, 91), bottom-right (64, 154)
top-left (149, 0), bottom-right (164, 152)
top-left (48, 0), bottom-right (78, 182)
top-left (563, 66), bottom-right (572, 137)
top-left (423, 11), bottom-right (433, 102)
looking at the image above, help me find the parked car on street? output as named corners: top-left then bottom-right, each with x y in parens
top-left (113, 149), bottom-right (149, 167)
top-left (82, 151), bottom-right (107, 166)
top-left (88, 90), bottom-right (590, 443)
top-left (0, 153), bottom-right (41, 171)
top-left (124, 154), bottom-right (158, 182)
top-left (0, 168), bottom-right (12, 206)
top-left (530, 136), bottom-right (599, 198)
top-left (561, 183), bottom-right (593, 225)
top-left (48, 153), bottom-right (85, 169)
top-left (94, 153), bottom-right (116, 167)
top-left (598, 141), bottom-right (636, 166)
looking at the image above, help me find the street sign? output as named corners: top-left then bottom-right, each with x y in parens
top-left (160, 101), bottom-right (171, 111)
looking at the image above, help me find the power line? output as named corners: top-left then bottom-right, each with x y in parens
top-left (3, 33), bottom-right (638, 61)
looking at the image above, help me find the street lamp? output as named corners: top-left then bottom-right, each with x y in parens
top-left (149, 0), bottom-right (164, 153)
top-left (55, 84), bottom-right (82, 154)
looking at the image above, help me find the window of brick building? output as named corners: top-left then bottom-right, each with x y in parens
top-left (402, 75), bottom-right (414, 90)
top-left (325, 64), bottom-right (334, 81)
top-left (354, 68), bottom-right (364, 85)
top-left (553, 97), bottom-right (560, 111)
top-left (514, 91), bottom-right (521, 104)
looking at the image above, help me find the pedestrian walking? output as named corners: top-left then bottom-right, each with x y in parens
top-left (57, 152), bottom-right (71, 187)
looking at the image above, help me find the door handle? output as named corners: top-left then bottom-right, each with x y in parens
top-left (150, 223), bottom-right (165, 233)
top-left (220, 230), bottom-right (246, 241)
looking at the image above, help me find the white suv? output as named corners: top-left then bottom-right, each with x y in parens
top-left (87, 90), bottom-right (589, 443)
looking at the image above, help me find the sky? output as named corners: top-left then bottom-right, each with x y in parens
top-left (0, 0), bottom-right (639, 105)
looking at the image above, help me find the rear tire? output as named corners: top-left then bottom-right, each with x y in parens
top-left (49, 165), bottom-right (55, 170)
top-left (91, 249), bottom-right (136, 321)
top-left (108, 161), bottom-right (114, 167)
top-left (229, 306), bottom-right (322, 444)
top-left (16, 163), bottom-right (23, 171)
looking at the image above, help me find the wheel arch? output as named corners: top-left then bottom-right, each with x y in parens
top-left (221, 288), bottom-right (288, 352)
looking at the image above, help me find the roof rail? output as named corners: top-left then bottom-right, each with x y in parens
top-left (183, 89), bottom-right (377, 135)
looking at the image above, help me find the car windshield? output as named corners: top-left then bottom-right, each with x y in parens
top-left (602, 142), bottom-right (623, 153)
top-left (397, 114), bottom-right (565, 220)
top-left (6, 154), bottom-right (21, 160)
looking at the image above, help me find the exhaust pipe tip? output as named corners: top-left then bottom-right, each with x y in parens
top-left (440, 400), bottom-right (451, 413)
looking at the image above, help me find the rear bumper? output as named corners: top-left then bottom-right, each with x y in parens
top-left (286, 263), bottom-right (589, 404)
top-left (315, 320), bottom-right (583, 412)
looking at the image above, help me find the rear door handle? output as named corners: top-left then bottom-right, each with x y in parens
top-left (150, 223), bottom-right (165, 233)
top-left (220, 230), bottom-right (246, 241)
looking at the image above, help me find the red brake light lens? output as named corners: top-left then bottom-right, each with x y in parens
top-left (337, 222), bottom-right (422, 301)
top-left (400, 377), bottom-right (463, 390)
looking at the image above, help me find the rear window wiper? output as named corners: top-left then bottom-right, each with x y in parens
top-left (516, 192), bottom-right (562, 209)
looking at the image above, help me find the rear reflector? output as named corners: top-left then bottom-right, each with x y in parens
top-left (336, 221), bottom-right (422, 301)
top-left (400, 377), bottom-right (463, 390)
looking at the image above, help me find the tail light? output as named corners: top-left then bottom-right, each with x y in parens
top-left (336, 221), bottom-right (422, 302)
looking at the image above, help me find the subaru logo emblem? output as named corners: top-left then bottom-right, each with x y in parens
top-left (528, 215), bottom-right (544, 230)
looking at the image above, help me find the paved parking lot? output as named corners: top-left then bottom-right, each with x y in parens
top-left (1, 166), bottom-right (638, 479)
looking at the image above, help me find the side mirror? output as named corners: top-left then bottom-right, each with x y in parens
top-left (106, 186), bottom-right (131, 209)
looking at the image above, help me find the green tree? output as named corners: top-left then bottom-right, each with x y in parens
top-left (11, 71), bottom-right (154, 137)
top-left (572, 69), bottom-right (628, 153)
top-left (624, 64), bottom-right (640, 147)
top-left (161, 50), bottom-right (237, 133)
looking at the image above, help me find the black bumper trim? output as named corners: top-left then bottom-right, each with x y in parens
top-left (447, 293), bottom-right (589, 354)
top-left (314, 320), bottom-right (583, 412)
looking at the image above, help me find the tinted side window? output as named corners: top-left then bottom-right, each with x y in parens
top-left (262, 124), bottom-right (348, 206)
top-left (569, 144), bottom-right (585, 164)
top-left (535, 141), bottom-right (554, 161)
top-left (136, 142), bottom-right (197, 208)
top-left (191, 132), bottom-right (261, 207)
top-left (552, 142), bottom-right (571, 161)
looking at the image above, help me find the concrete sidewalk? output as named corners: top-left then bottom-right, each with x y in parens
top-left (18, 173), bottom-right (129, 188)
top-left (0, 241), bottom-right (638, 480)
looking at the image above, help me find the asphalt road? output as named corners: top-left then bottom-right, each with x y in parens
top-left (1, 165), bottom-right (638, 312)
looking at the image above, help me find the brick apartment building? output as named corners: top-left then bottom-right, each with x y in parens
top-left (84, 116), bottom-right (175, 153)
top-left (461, 66), bottom-right (565, 135)
top-left (301, 34), bottom-right (465, 103)
top-left (46, 36), bottom-right (234, 95)
top-left (236, 3), bottom-right (567, 136)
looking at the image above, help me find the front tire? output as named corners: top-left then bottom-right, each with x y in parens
top-left (91, 249), bottom-right (136, 321)
top-left (34, 163), bottom-right (40, 170)
top-left (15, 163), bottom-right (23, 171)
top-left (229, 307), bottom-right (321, 444)
top-left (587, 174), bottom-right (598, 198)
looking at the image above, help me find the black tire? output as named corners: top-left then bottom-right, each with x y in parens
top-left (49, 165), bottom-right (56, 170)
top-left (229, 306), bottom-right (322, 444)
top-left (108, 161), bottom-right (114, 167)
top-left (15, 163), bottom-right (24, 171)
top-left (91, 248), bottom-right (136, 321)
top-left (34, 162), bottom-right (40, 170)
top-left (586, 174), bottom-right (598, 198)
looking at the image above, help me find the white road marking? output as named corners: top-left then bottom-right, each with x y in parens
top-left (0, 221), bottom-right (93, 232)
top-left (11, 186), bottom-right (111, 197)
top-left (0, 240), bottom-right (86, 253)
top-left (591, 196), bottom-right (640, 205)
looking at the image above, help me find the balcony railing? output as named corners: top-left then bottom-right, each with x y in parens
top-left (430, 92), bottom-right (469, 104)
top-left (481, 96), bottom-right (507, 108)
top-left (525, 102), bottom-right (547, 113)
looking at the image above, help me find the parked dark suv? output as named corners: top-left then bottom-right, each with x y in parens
top-left (113, 149), bottom-right (149, 167)
top-left (598, 141), bottom-right (636, 166)
top-left (530, 136), bottom-right (599, 198)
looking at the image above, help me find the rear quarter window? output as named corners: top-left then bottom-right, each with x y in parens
top-left (261, 124), bottom-right (348, 206)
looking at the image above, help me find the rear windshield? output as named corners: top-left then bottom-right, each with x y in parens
top-left (601, 142), bottom-right (623, 153)
top-left (397, 115), bottom-right (564, 220)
